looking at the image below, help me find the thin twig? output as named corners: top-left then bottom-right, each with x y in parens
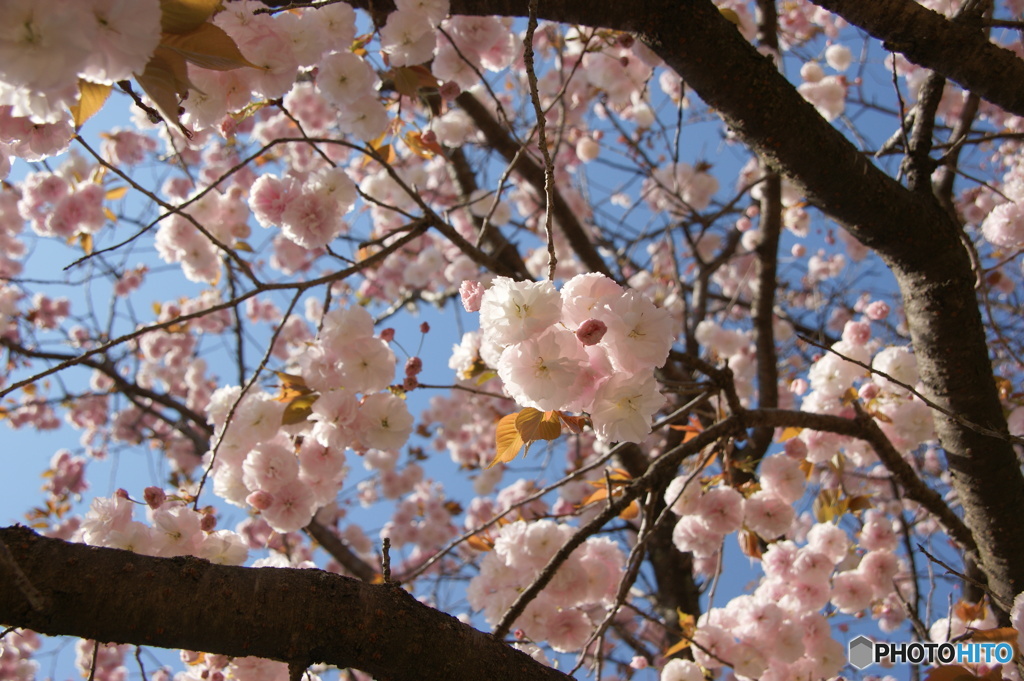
top-left (522, 0), bottom-right (557, 280)
top-left (797, 333), bottom-right (1024, 447)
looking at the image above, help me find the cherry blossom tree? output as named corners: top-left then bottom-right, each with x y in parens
top-left (2, 0), bottom-right (1024, 680)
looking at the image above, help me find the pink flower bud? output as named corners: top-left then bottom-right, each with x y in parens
top-left (858, 383), bottom-right (880, 401)
top-left (247, 490), bottom-right (274, 511)
top-left (405, 357), bottom-right (422, 377)
top-left (200, 513), bottom-right (217, 532)
top-left (143, 486), bottom-right (166, 510)
top-left (864, 300), bottom-right (890, 321)
top-left (380, 328), bottom-right (395, 342)
top-left (460, 280), bottom-right (484, 312)
top-left (575, 318), bottom-right (608, 346)
top-left (439, 81), bottom-right (461, 100)
top-left (784, 438), bottom-right (807, 460)
top-left (842, 320), bottom-right (872, 345)
top-left (420, 322), bottom-right (430, 333)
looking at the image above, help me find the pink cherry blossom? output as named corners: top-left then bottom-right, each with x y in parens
top-left (697, 486), bottom-right (745, 535)
top-left (479, 277), bottom-right (562, 347)
top-left (589, 373), bottom-right (665, 443)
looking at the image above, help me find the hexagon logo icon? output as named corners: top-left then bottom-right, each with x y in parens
top-left (848, 635), bottom-right (875, 670)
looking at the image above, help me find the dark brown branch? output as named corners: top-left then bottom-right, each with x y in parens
top-left (0, 526), bottom-right (570, 681)
top-left (304, 519), bottom-right (378, 584)
top-left (744, 0), bottom-right (782, 468)
top-left (445, 146), bottom-right (531, 280)
top-left (455, 91), bottom-right (613, 278)
top-left (809, 0), bottom-right (1024, 117)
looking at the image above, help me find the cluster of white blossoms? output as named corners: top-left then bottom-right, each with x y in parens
top-left (467, 274), bottom-right (674, 442)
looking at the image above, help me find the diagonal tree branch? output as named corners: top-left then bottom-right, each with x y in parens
top-left (809, 0), bottom-right (1024, 118)
top-left (0, 525), bottom-right (570, 681)
top-left (455, 91), bottom-right (613, 278)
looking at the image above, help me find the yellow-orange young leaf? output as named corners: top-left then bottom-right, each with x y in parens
top-left (361, 142), bottom-right (395, 168)
top-left (662, 638), bottom-right (691, 657)
top-left (580, 487), bottom-right (610, 507)
top-left (813, 488), bottom-right (840, 523)
top-left (466, 534), bottom-right (494, 552)
top-left (995, 375), bottom-right (1013, 401)
top-left (136, 47), bottom-right (194, 136)
top-left (105, 186), bottom-right (129, 201)
top-left (160, 0), bottom-right (221, 34)
top-left (619, 499), bottom-right (640, 519)
top-left (954, 598), bottom-right (987, 623)
top-left (70, 80), bottom-right (112, 129)
top-left (738, 528), bottom-right (763, 559)
top-left (404, 131), bottom-right (439, 159)
top-left (390, 65), bottom-right (439, 98)
top-left (778, 426), bottom-right (803, 441)
top-left (161, 22), bottom-right (260, 71)
top-left (868, 405), bottom-right (893, 423)
top-left (719, 7), bottom-right (742, 26)
top-left (515, 407), bottom-right (562, 442)
top-left (281, 392), bottom-right (319, 426)
top-left (845, 494), bottom-right (874, 514)
top-left (272, 371), bottom-right (311, 403)
top-left (969, 626), bottom-right (1020, 655)
top-left (669, 415), bottom-right (704, 442)
top-left (557, 411), bottom-right (587, 434)
top-left (490, 412), bottom-right (524, 468)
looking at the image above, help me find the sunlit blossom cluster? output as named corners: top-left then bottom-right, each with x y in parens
top-left (467, 519), bottom-right (625, 652)
top-left (0, 0), bottom-right (1022, 678)
top-left (469, 274), bottom-right (673, 442)
top-left (673, 515), bottom-right (904, 681)
top-left (79, 490), bottom-right (248, 564)
top-left (206, 304), bottom-right (411, 533)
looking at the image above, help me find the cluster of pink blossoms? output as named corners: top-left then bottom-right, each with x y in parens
top-left (208, 304), bottom-right (412, 533)
top-left (674, 510), bottom-right (902, 681)
top-left (467, 519), bottom-right (625, 652)
top-left (465, 274), bottom-right (674, 442)
top-left (667, 457), bottom-right (799, 564)
top-left (249, 167), bottom-right (358, 250)
top-left (79, 490), bottom-right (247, 565)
